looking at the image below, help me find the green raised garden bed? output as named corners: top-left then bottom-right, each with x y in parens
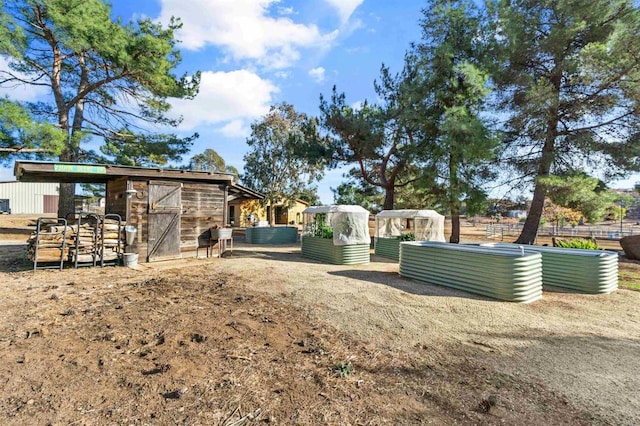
top-left (246, 226), bottom-right (298, 244)
top-left (481, 243), bottom-right (618, 294)
top-left (301, 235), bottom-right (370, 265)
top-left (374, 237), bottom-right (401, 260)
top-left (399, 242), bottom-right (542, 303)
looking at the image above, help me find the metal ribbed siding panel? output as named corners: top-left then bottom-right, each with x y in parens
top-left (301, 236), bottom-right (370, 265)
top-left (246, 226), bottom-right (298, 244)
top-left (481, 243), bottom-right (618, 294)
top-left (0, 181), bottom-right (59, 214)
top-left (399, 242), bottom-right (543, 303)
top-left (374, 237), bottom-right (400, 260)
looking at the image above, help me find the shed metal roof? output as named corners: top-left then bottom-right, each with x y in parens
top-left (14, 160), bottom-right (233, 184)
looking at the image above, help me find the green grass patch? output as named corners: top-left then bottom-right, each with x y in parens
top-left (619, 263), bottom-right (640, 291)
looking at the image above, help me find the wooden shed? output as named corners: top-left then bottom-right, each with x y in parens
top-left (14, 160), bottom-right (247, 263)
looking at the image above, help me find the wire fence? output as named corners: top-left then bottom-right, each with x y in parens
top-left (486, 223), bottom-right (640, 241)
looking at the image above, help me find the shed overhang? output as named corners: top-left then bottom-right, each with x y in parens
top-left (14, 161), bottom-right (233, 184)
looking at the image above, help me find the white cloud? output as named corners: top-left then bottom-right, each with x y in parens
top-left (277, 6), bottom-right (295, 16)
top-left (273, 71), bottom-right (291, 79)
top-left (219, 119), bottom-right (251, 138)
top-left (158, 0), bottom-right (337, 69)
top-left (350, 100), bottom-right (363, 111)
top-left (0, 56), bottom-right (50, 102)
top-left (170, 69), bottom-right (278, 132)
top-left (308, 66), bottom-right (326, 83)
top-left (324, 0), bottom-right (364, 23)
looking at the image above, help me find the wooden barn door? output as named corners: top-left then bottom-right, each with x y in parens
top-left (148, 181), bottom-right (182, 262)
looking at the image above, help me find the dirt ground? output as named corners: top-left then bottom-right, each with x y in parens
top-left (1, 217), bottom-right (639, 425)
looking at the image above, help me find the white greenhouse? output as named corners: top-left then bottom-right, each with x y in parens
top-left (374, 209), bottom-right (445, 260)
top-left (301, 205), bottom-right (371, 265)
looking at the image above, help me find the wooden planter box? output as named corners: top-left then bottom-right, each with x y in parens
top-left (246, 226), bottom-right (298, 244)
top-left (374, 237), bottom-right (401, 261)
top-left (301, 235), bottom-right (370, 265)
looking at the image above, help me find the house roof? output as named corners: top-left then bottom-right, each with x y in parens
top-left (14, 160), bottom-right (233, 184)
top-left (228, 183), bottom-right (264, 201)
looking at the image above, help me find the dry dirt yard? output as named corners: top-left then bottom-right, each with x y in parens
top-left (1, 219), bottom-right (639, 425)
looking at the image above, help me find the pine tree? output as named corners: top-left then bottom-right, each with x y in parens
top-left (0, 0), bottom-right (199, 217)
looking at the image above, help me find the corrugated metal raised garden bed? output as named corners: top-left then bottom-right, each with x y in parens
top-left (399, 242), bottom-right (543, 303)
top-left (301, 205), bottom-right (371, 265)
top-left (480, 243), bottom-right (618, 294)
top-left (246, 226), bottom-right (298, 244)
top-left (301, 235), bottom-right (370, 265)
top-left (375, 237), bottom-right (401, 260)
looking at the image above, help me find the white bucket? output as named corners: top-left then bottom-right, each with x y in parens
top-left (123, 253), bottom-right (139, 267)
top-left (212, 228), bottom-right (233, 239)
top-left (125, 226), bottom-right (137, 246)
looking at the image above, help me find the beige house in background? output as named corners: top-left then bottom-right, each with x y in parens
top-left (227, 185), bottom-right (309, 227)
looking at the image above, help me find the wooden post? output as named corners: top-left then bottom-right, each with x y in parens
top-left (223, 185), bottom-right (229, 226)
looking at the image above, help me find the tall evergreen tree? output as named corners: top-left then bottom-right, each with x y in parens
top-left (491, 0), bottom-right (640, 243)
top-left (0, 99), bottom-right (65, 158)
top-left (408, 0), bottom-right (497, 242)
top-left (0, 0), bottom-right (199, 217)
top-left (318, 73), bottom-right (422, 210)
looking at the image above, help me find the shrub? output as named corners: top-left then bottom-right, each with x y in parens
top-left (307, 213), bottom-right (333, 239)
top-left (397, 233), bottom-right (415, 241)
top-left (332, 361), bottom-right (353, 377)
top-left (553, 238), bottom-right (600, 250)
top-left (313, 223), bottom-right (333, 239)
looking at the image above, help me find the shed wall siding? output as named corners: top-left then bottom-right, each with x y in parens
top-left (128, 180), bottom-right (149, 261)
top-left (124, 180), bottom-right (226, 262)
top-left (105, 177), bottom-right (128, 219)
top-left (0, 182), bottom-right (59, 214)
top-left (181, 182), bottom-right (225, 250)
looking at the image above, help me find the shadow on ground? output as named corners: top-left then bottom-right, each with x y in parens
top-left (327, 269), bottom-right (493, 301)
top-left (0, 243), bottom-right (31, 272)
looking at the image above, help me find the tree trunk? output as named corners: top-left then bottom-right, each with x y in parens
top-left (383, 186), bottom-right (394, 210)
top-left (268, 203), bottom-right (274, 226)
top-left (515, 181), bottom-right (546, 244)
top-left (514, 60), bottom-right (563, 244)
top-left (515, 121), bottom-right (557, 244)
top-left (56, 148), bottom-right (79, 219)
top-left (448, 152), bottom-right (460, 243)
top-left (57, 182), bottom-right (76, 219)
top-left (450, 213), bottom-right (460, 243)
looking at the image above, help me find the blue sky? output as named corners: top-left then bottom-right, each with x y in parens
top-left (0, 0), bottom-right (638, 202)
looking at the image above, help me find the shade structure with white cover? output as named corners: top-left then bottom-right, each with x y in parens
top-left (301, 205), bottom-right (370, 264)
top-left (375, 209), bottom-right (445, 260)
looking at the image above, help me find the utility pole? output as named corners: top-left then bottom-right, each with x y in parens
top-left (620, 202), bottom-right (624, 236)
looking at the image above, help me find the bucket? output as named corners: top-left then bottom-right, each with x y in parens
top-left (123, 253), bottom-right (139, 267)
top-left (125, 225), bottom-right (137, 246)
top-left (212, 228), bottom-right (233, 239)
